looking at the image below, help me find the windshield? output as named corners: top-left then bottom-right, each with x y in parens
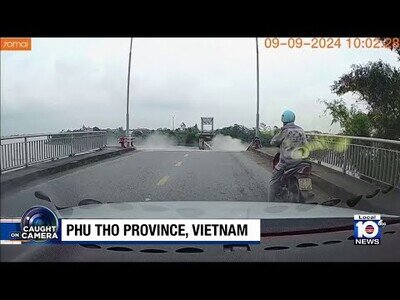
top-left (1, 37), bottom-right (400, 261)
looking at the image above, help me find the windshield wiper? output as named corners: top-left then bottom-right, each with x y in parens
top-left (34, 191), bottom-right (103, 210)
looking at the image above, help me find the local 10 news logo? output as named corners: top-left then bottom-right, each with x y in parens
top-left (354, 214), bottom-right (386, 245)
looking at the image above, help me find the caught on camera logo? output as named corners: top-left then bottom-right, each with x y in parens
top-left (10, 206), bottom-right (59, 242)
top-left (353, 214), bottom-right (386, 245)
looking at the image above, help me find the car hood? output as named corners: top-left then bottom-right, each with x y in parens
top-left (56, 201), bottom-right (399, 219)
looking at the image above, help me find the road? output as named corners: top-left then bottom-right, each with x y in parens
top-left (1, 148), bottom-right (331, 217)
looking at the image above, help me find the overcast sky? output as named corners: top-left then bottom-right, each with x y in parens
top-left (1, 38), bottom-right (399, 136)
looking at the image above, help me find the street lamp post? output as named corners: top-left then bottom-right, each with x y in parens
top-left (126, 37), bottom-right (133, 138)
top-left (255, 37), bottom-right (260, 138)
top-left (247, 37), bottom-right (261, 150)
top-left (247, 37), bottom-right (262, 151)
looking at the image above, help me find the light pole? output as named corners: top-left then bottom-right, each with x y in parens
top-left (247, 37), bottom-right (261, 151)
top-left (172, 115), bottom-right (175, 130)
top-left (126, 37), bottom-right (133, 137)
top-left (255, 37), bottom-right (260, 138)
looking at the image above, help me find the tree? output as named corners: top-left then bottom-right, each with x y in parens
top-left (116, 127), bottom-right (125, 137)
top-left (321, 99), bottom-right (373, 137)
top-left (215, 124), bottom-right (254, 143)
top-left (184, 131), bottom-right (197, 144)
top-left (393, 48), bottom-right (400, 60)
top-left (93, 126), bottom-right (101, 131)
top-left (323, 60), bottom-right (400, 139)
top-left (380, 37), bottom-right (400, 61)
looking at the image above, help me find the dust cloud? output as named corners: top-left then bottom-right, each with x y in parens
top-left (106, 136), bottom-right (119, 146)
top-left (210, 135), bottom-right (248, 151)
top-left (139, 133), bottom-right (178, 150)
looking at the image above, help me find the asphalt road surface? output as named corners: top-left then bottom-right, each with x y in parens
top-left (1, 148), bottom-right (331, 217)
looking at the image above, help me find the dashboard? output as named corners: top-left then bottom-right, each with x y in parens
top-left (2, 219), bottom-right (399, 262)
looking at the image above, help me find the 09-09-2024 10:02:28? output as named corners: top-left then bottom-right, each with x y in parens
top-left (264, 37), bottom-right (400, 50)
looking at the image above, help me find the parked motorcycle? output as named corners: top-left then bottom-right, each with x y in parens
top-left (272, 152), bottom-right (313, 203)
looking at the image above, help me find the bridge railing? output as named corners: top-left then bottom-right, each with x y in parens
top-left (305, 133), bottom-right (400, 188)
top-left (1, 131), bottom-right (107, 172)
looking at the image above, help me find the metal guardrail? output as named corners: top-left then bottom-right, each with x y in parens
top-left (305, 133), bottom-right (400, 188)
top-left (1, 131), bottom-right (107, 172)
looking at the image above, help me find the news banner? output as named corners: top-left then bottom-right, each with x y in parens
top-left (0, 206), bottom-right (260, 244)
top-left (0, 206), bottom-right (386, 245)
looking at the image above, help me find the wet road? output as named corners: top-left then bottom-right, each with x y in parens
top-left (1, 148), bottom-right (331, 217)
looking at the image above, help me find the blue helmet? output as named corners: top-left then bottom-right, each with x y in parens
top-left (281, 110), bottom-right (295, 124)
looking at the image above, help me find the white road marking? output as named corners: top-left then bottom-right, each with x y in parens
top-left (175, 161), bottom-right (183, 167)
top-left (157, 176), bottom-right (169, 186)
top-left (184, 154), bottom-right (189, 157)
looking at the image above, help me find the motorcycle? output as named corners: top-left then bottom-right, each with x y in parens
top-left (272, 152), bottom-right (313, 203)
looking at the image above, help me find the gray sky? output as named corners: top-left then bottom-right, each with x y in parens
top-left (1, 38), bottom-right (399, 136)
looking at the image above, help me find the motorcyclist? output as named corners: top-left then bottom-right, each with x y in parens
top-left (268, 110), bottom-right (309, 202)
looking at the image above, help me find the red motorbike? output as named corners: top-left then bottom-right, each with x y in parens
top-left (272, 152), bottom-right (313, 203)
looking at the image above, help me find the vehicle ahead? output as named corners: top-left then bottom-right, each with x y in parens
top-left (1, 192), bottom-right (400, 262)
top-left (272, 152), bottom-right (313, 203)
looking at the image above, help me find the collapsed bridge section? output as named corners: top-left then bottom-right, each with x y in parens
top-left (198, 117), bottom-right (214, 150)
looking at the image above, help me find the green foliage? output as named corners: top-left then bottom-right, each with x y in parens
top-left (215, 124), bottom-right (254, 143)
top-left (259, 127), bottom-right (279, 145)
top-left (379, 37), bottom-right (400, 61)
top-left (215, 124), bottom-right (278, 146)
top-left (321, 99), bottom-right (373, 137)
top-left (323, 60), bottom-right (400, 139)
top-left (68, 122), bottom-right (283, 148)
top-left (347, 113), bottom-right (373, 137)
top-left (116, 127), bottom-right (125, 137)
top-left (184, 124), bottom-right (200, 144)
top-left (123, 124), bottom-right (201, 146)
